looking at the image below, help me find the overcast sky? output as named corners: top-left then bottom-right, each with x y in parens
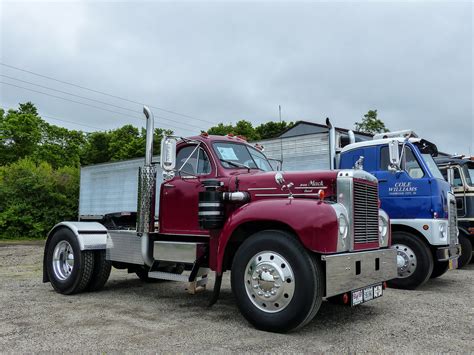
top-left (0, 0), bottom-right (472, 154)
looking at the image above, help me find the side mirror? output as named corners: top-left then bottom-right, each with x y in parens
top-left (388, 140), bottom-right (401, 172)
top-left (160, 136), bottom-right (177, 172)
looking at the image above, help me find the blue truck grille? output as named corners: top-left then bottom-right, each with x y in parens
top-left (353, 180), bottom-right (379, 244)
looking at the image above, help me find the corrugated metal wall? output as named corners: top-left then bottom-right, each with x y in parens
top-left (256, 133), bottom-right (331, 171)
top-left (79, 158), bottom-right (163, 217)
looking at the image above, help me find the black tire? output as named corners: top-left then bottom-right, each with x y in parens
top-left (387, 231), bottom-right (434, 290)
top-left (86, 251), bottom-right (111, 291)
top-left (430, 260), bottom-right (449, 279)
top-left (231, 230), bottom-right (323, 333)
top-left (46, 228), bottom-right (95, 295)
top-left (458, 233), bottom-right (473, 268)
top-left (135, 266), bottom-right (157, 282)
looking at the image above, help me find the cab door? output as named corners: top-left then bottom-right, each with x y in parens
top-left (375, 145), bottom-right (432, 219)
top-left (159, 144), bottom-right (214, 236)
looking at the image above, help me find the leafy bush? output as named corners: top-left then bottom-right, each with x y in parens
top-left (0, 158), bottom-right (79, 239)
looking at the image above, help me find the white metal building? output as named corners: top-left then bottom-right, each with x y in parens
top-left (254, 120), bottom-right (372, 171)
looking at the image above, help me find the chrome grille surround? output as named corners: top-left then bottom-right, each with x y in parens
top-left (337, 170), bottom-right (380, 251)
top-left (447, 192), bottom-right (459, 246)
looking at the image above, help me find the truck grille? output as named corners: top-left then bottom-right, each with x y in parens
top-left (353, 180), bottom-right (379, 244)
top-left (448, 194), bottom-right (458, 246)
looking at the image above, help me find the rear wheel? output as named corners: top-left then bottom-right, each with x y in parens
top-left (458, 233), bottom-right (473, 268)
top-left (231, 230), bottom-right (323, 333)
top-left (46, 228), bottom-right (94, 295)
top-left (86, 251), bottom-right (111, 291)
top-left (388, 231), bottom-right (433, 290)
top-left (430, 260), bottom-right (449, 279)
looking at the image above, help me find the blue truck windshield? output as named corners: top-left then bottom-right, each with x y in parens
top-left (421, 154), bottom-right (444, 180)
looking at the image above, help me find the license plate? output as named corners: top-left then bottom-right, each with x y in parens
top-left (351, 284), bottom-right (383, 306)
top-left (449, 258), bottom-right (458, 270)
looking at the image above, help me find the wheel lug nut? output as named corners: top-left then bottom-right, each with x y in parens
top-left (269, 268), bottom-right (274, 273)
top-left (271, 290), bottom-right (276, 295)
top-left (273, 275), bottom-right (279, 280)
top-left (252, 276), bottom-right (257, 280)
top-left (264, 293), bottom-right (270, 298)
top-left (253, 285), bottom-right (258, 289)
top-left (258, 291), bottom-right (263, 296)
top-left (274, 284), bottom-right (280, 288)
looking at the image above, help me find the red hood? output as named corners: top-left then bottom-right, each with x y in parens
top-left (227, 170), bottom-right (339, 200)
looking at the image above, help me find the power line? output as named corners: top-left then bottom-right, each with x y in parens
top-left (0, 81), bottom-right (199, 133)
top-left (41, 114), bottom-right (104, 131)
top-left (1, 74), bottom-right (138, 114)
top-left (0, 74), bottom-right (202, 131)
top-left (0, 62), bottom-right (217, 126)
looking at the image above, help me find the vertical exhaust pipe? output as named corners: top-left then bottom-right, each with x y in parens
top-left (348, 130), bottom-right (356, 145)
top-left (137, 106), bottom-right (155, 267)
top-left (326, 118), bottom-right (336, 170)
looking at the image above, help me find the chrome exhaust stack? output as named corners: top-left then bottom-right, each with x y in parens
top-left (348, 130), bottom-right (356, 145)
top-left (137, 106), bottom-right (156, 266)
top-left (326, 118), bottom-right (336, 170)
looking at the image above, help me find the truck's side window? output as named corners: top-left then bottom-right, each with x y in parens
top-left (453, 168), bottom-right (463, 188)
top-left (380, 147), bottom-right (390, 170)
top-left (379, 146), bottom-right (424, 178)
top-left (403, 147), bottom-right (424, 179)
top-left (176, 145), bottom-right (211, 175)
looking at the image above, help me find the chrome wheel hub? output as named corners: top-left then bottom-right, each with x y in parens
top-left (244, 251), bottom-right (295, 313)
top-left (52, 241), bottom-right (74, 281)
top-left (393, 243), bottom-right (417, 278)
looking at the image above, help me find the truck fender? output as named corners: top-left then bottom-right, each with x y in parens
top-left (43, 221), bottom-right (108, 282)
top-left (215, 199), bottom-right (338, 273)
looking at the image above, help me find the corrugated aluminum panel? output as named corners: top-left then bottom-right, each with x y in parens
top-left (256, 133), bottom-right (331, 171)
top-left (79, 157), bottom-right (163, 217)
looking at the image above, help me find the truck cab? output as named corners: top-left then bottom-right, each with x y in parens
top-left (43, 107), bottom-right (397, 333)
top-left (339, 131), bottom-right (460, 289)
top-left (436, 157), bottom-right (474, 267)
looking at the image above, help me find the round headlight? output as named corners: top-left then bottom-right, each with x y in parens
top-left (338, 214), bottom-right (348, 241)
top-left (379, 215), bottom-right (388, 244)
top-left (439, 223), bottom-right (447, 239)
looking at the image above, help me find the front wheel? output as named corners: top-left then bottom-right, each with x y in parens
top-left (231, 230), bottom-right (323, 333)
top-left (458, 233), bottom-right (473, 268)
top-left (387, 231), bottom-right (433, 290)
top-left (46, 228), bottom-right (95, 295)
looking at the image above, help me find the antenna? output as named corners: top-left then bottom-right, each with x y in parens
top-left (279, 105), bottom-right (284, 166)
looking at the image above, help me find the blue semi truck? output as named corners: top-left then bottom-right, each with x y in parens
top-left (334, 127), bottom-right (461, 289)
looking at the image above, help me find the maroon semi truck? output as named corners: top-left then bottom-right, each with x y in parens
top-left (43, 107), bottom-right (396, 332)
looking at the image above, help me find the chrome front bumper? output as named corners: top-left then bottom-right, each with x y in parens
top-left (321, 248), bottom-right (397, 298)
top-left (436, 244), bottom-right (461, 261)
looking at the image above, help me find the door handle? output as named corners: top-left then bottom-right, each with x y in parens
top-left (164, 183), bottom-right (175, 188)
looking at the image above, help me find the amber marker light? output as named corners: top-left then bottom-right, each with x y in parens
top-left (342, 293), bottom-right (349, 304)
top-left (423, 225), bottom-right (429, 230)
top-left (318, 189), bottom-right (325, 200)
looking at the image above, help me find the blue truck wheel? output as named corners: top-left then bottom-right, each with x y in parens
top-left (388, 231), bottom-right (434, 290)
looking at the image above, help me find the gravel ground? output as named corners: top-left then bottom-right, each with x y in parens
top-left (0, 242), bottom-right (473, 353)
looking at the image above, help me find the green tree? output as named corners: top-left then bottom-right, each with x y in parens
top-left (354, 109), bottom-right (389, 134)
top-left (0, 158), bottom-right (79, 239)
top-left (207, 123), bottom-right (235, 136)
top-left (0, 102), bottom-right (43, 165)
top-left (255, 121), bottom-right (293, 140)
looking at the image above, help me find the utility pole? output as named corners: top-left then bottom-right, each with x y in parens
top-left (279, 105), bottom-right (283, 166)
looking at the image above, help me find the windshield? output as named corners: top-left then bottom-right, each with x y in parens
top-left (421, 153), bottom-right (444, 180)
top-left (212, 142), bottom-right (273, 172)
